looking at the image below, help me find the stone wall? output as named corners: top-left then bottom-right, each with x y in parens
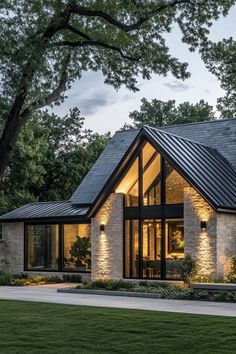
top-left (216, 213), bottom-right (236, 276)
top-left (0, 240), bottom-right (5, 272)
top-left (91, 193), bottom-right (123, 281)
top-left (184, 187), bottom-right (217, 277)
top-left (2, 222), bottom-right (24, 273)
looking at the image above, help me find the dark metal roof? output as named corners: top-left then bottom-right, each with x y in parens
top-left (0, 201), bottom-right (89, 222)
top-left (70, 129), bottom-right (139, 205)
top-left (160, 118), bottom-right (236, 170)
top-left (144, 126), bottom-right (236, 210)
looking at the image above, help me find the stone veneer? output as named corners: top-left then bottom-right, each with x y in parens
top-left (184, 187), bottom-right (217, 276)
top-left (216, 213), bottom-right (236, 276)
top-left (91, 193), bottom-right (123, 281)
top-left (184, 187), bottom-right (236, 278)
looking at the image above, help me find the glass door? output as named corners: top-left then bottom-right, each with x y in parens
top-left (142, 220), bottom-right (161, 279)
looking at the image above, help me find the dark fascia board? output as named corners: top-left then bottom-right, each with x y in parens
top-left (88, 127), bottom-right (225, 217)
top-left (1, 216), bottom-right (91, 224)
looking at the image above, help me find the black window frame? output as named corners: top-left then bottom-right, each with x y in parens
top-left (24, 220), bottom-right (91, 273)
top-left (117, 140), bottom-right (187, 280)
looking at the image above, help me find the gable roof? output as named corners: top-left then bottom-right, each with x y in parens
top-left (144, 126), bottom-right (236, 210)
top-left (160, 118), bottom-right (236, 170)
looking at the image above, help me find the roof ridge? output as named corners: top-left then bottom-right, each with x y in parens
top-left (158, 117), bottom-right (236, 129)
top-left (144, 125), bottom-right (214, 150)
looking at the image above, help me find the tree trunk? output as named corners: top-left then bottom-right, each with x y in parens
top-left (0, 95), bottom-right (28, 181)
top-left (0, 8), bottom-right (70, 182)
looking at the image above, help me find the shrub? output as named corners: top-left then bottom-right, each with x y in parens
top-left (62, 274), bottom-right (82, 283)
top-left (0, 272), bottom-right (14, 285)
top-left (178, 255), bottom-right (197, 283)
top-left (84, 279), bottom-right (133, 290)
top-left (227, 256), bottom-right (236, 283)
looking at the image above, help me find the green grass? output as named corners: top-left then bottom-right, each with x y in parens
top-left (0, 301), bottom-right (236, 354)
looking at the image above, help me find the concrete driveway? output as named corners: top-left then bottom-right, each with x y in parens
top-left (0, 284), bottom-right (236, 317)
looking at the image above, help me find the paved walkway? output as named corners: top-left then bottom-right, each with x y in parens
top-left (0, 284), bottom-right (236, 317)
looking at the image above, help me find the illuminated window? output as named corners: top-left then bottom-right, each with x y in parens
top-left (165, 161), bottom-right (189, 204)
top-left (63, 224), bottom-right (91, 272)
top-left (116, 157), bottom-right (139, 206)
top-left (142, 142), bottom-right (161, 206)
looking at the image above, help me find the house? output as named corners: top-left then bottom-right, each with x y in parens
top-left (1, 118), bottom-right (236, 281)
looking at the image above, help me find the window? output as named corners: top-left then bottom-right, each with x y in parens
top-left (119, 140), bottom-right (190, 280)
top-left (63, 224), bottom-right (91, 271)
top-left (27, 224), bottom-right (59, 270)
top-left (143, 142), bottom-right (161, 206)
top-left (165, 219), bottom-right (185, 279)
top-left (165, 161), bottom-right (189, 204)
top-left (124, 220), bottom-right (139, 278)
top-left (116, 157), bottom-right (139, 206)
top-left (26, 223), bottom-right (91, 272)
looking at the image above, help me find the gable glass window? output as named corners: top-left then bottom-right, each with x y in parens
top-left (142, 142), bottom-right (161, 206)
top-left (117, 140), bottom-right (190, 280)
top-left (116, 157), bottom-right (139, 207)
top-left (25, 223), bottom-right (91, 272)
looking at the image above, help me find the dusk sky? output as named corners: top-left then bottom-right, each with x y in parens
top-left (53, 6), bottom-right (236, 134)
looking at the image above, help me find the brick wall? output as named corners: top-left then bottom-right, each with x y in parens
top-left (91, 193), bottom-right (123, 280)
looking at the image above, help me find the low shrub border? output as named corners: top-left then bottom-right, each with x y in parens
top-left (57, 279), bottom-right (236, 303)
top-left (0, 271), bottom-right (82, 286)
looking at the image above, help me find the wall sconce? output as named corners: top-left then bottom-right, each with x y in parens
top-left (200, 221), bottom-right (207, 230)
top-left (100, 224), bottom-right (105, 232)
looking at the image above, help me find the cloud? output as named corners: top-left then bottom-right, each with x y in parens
top-left (78, 95), bottom-right (111, 115)
top-left (164, 80), bottom-right (190, 92)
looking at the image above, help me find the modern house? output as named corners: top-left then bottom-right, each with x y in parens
top-left (0, 118), bottom-right (236, 281)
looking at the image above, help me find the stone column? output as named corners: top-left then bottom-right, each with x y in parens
top-left (91, 193), bottom-right (123, 281)
top-left (2, 222), bottom-right (24, 273)
top-left (216, 212), bottom-right (236, 277)
top-left (184, 187), bottom-right (217, 277)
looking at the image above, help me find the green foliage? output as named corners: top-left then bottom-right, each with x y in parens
top-left (201, 38), bottom-right (236, 118)
top-left (62, 274), bottom-right (82, 283)
top-left (178, 255), bottom-right (197, 284)
top-left (70, 236), bottom-right (91, 268)
top-left (0, 272), bottom-right (65, 286)
top-left (0, 109), bottom-right (110, 214)
top-left (227, 256), bottom-right (236, 283)
top-left (126, 98), bottom-right (215, 129)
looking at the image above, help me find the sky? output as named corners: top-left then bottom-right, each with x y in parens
top-left (52, 6), bottom-right (236, 135)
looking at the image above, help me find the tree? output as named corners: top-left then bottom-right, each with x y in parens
top-left (201, 38), bottom-right (236, 118)
top-left (0, 109), bottom-right (110, 214)
top-left (126, 98), bottom-right (215, 128)
top-left (0, 0), bottom-right (235, 179)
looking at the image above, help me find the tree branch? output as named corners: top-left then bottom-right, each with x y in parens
top-left (19, 54), bottom-right (71, 121)
top-left (53, 39), bottom-right (141, 61)
top-left (69, 0), bottom-right (193, 32)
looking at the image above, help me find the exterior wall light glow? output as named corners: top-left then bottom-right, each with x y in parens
top-left (200, 221), bottom-right (207, 230)
top-left (100, 224), bottom-right (105, 232)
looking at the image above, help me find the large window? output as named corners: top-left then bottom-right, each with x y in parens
top-left (26, 223), bottom-right (91, 272)
top-left (63, 224), bottom-right (91, 272)
top-left (119, 140), bottom-right (190, 280)
top-left (27, 225), bottom-right (59, 270)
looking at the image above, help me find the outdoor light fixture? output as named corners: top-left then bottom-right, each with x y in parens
top-left (200, 221), bottom-right (207, 230)
top-left (100, 224), bottom-right (105, 232)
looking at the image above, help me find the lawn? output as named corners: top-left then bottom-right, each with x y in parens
top-left (0, 301), bottom-right (236, 354)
